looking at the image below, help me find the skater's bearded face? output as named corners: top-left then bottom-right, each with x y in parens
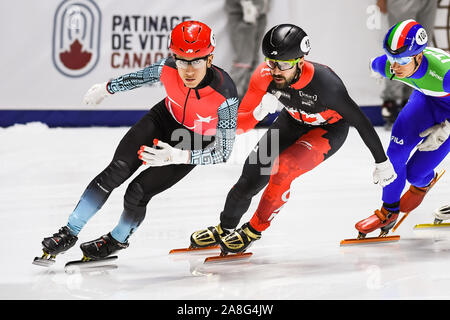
top-left (390, 52), bottom-right (423, 78)
top-left (175, 54), bottom-right (214, 88)
top-left (269, 57), bottom-right (305, 89)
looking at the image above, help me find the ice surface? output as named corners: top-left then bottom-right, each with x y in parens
top-left (1, 123), bottom-right (449, 299)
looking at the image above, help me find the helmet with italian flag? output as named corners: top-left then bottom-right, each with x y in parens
top-left (383, 19), bottom-right (428, 58)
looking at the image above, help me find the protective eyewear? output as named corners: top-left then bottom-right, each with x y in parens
top-left (386, 54), bottom-right (413, 66)
top-left (174, 56), bottom-right (209, 69)
top-left (265, 57), bottom-right (300, 71)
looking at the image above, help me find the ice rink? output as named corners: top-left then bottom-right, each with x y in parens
top-left (1, 123), bottom-right (449, 300)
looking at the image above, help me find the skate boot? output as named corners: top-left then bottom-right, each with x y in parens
top-left (33, 226), bottom-right (78, 266)
top-left (190, 224), bottom-right (232, 248)
top-left (220, 222), bottom-right (261, 254)
top-left (400, 172), bottom-right (440, 213)
top-left (433, 205), bottom-right (450, 224)
top-left (42, 226), bottom-right (78, 255)
top-left (355, 207), bottom-right (399, 238)
top-left (80, 233), bottom-right (129, 261)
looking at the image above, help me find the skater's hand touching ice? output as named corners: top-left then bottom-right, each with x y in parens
top-left (83, 82), bottom-right (111, 105)
top-left (418, 120), bottom-right (450, 151)
top-left (138, 139), bottom-right (190, 166)
top-left (253, 92), bottom-right (283, 121)
top-left (373, 159), bottom-right (397, 187)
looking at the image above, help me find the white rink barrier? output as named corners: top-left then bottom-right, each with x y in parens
top-left (1, 0), bottom-right (447, 126)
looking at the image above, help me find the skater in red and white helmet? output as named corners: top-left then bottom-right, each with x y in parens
top-left (34, 21), bottom-right (239, 267)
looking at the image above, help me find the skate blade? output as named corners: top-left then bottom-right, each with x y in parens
top-left (204, 252), bottom-right (253, 264)
top-left (340, 235), bottom-right (400, 246)
top-left (392, 212), bottom-right (409, 232)
top-left (169, 245), bottom-right (220, 254)
top-left (414, 223), bottom-right (450, 230)
top-left (32, 256), bottom-right (56, 267)
top-left (435, 169), bottom-right (446, 183)
top-left (64, 256), bottom-right (118, 274)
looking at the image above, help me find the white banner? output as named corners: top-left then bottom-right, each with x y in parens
top-left (0, 0), bottom-right (446, 110)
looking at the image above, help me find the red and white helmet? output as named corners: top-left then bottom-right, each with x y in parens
top-left (168, 20), bottom-right (216, 58)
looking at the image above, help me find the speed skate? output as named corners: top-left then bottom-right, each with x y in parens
top-left (340, 235), bottom-right (400, 246)
top-left (414, 205), bottom-right (450, 230)
top-left (169, 245), bottom-right (252, 263)
top-left (169, 245), bottom-right (221, 263)
top-left (169, 245), bottom-right (220, 254)
top-left (32, 251), bottom-right (57, 267)
top-left (414, 223), bottom-right (450, 229)
top-left (341, 210), bottom-right (401, 246)
top-left (33, 251), bottom-right (119, 273)
top-left (64, 255), bottom-right (118, 274)
top-left (203, 251), bottom-right (253, 263)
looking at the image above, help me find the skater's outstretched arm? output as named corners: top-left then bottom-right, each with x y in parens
top-left (321, 67), bottom-right (388, 163)
top-left (83, 58), bottom-right (167, 105)
top-left (107, 58), bottom-right (166, 93)
top-left (319, 66), bottom-right (396, 187)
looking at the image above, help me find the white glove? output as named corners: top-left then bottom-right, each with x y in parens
top-left (138, 139), bottom-right (190, 166)
top-left (83, 82), bottom-right (110, 105)
top-left (373, 159), bottom-right (397, 187)
top-left (253, 92), bottom-right (283, 121)
top-left (417, 120), bottom-right (450, 152)
top-left (240, 0), bottom-right (258, 24)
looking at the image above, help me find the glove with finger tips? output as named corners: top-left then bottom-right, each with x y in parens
top-left (373, 159), bottom-right (397, 187)
top-left (417, 120), bottom-right (450, 152)
top-left (253, 92), bottom-right (283, 121)
top-left (138, 140), bottom-right (190, 166)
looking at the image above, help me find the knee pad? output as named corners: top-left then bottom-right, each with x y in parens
top-left (95, 160), bottom-right (131, 192)
top-left (123, 182), bottom-right (149, 227)
top-left (124, 182), bottom-right (147, 208)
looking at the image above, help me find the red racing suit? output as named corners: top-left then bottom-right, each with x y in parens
top-left (222, 61), bottom-right (387, 232)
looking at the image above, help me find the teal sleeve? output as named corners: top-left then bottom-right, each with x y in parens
top-left (107, 58), bottom-right (166, 93)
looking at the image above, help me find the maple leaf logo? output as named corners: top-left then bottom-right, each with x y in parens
top-left (59, 39), bottom-right (92, 70)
